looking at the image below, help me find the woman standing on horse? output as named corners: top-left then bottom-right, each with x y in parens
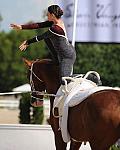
top-left (10, 5), bottom-right (76, 84)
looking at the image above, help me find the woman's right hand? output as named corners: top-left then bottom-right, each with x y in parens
top-left (10, 24), bottom-right (22, 30)
top-left (19, 40), bottom-right (29, 51)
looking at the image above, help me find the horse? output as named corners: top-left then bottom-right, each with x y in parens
top-left (23, 58), bottom-right (120, 150)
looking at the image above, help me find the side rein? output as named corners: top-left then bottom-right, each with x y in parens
top-left (29, 61), bottom-right (45, 105)
top-left (29, 61), bottom-right (56, 106)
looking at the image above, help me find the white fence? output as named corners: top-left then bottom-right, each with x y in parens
top-left (0, 124), bottom-right (55, 150)
top-left (0, 124), bottom-right (91, 150)
top-left (0, 100), bottom-right (19, 108)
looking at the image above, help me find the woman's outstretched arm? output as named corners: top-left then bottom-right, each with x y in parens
top-left (19, 30), bottom-right (53, 51)
top-left (10, 21), bottom-right (53, 30)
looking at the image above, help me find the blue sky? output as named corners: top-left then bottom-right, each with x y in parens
top-left (0, 0), bottom-right (54, 31)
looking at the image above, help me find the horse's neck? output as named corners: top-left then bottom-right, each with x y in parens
top-left (39, 61), bottom-right (60, 93)
top-left (37, 59), bottom-right (60, 94)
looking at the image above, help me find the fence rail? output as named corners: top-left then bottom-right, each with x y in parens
top-left (0, 124), bottom-right (92, 150)
top-left (0, 124), bottom-right (55, 150)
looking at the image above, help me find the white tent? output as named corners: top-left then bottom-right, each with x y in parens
top-left (12, 84), bottom-right (31, 92)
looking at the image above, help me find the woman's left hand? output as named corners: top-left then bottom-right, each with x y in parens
top-left (19, 40), bottom-right (29, 51)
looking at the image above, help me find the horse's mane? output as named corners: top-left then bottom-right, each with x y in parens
top-left (35, 59), bottom-right (56, 65)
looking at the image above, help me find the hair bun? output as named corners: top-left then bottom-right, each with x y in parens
top-left (59, 9), bottom-right (63, 17)
top-left (48, 5), bottom-right (63, 19)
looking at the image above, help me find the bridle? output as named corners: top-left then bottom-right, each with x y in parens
top-left (29, 61), bottom-right (44, 101)
top-left (29, 61), bottom-right (56, 102)
top-left (30, 62), bottom-right (43, 88)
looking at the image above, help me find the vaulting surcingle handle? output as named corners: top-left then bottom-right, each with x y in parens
top-left (83, 71), bottom-right (101, 80)
top-left (62, 77), bottom-right (76, 93)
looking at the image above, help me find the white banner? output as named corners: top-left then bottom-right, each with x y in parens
top-left (55, 0), bottom-right (120, 43)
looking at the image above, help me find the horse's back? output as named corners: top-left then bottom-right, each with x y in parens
top-left (68, 89), bottom-right (120, 142)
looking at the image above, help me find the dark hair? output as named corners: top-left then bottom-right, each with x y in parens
top-left (48, 5), bottom-right (63, 19)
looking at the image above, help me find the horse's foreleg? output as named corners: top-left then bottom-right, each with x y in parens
top-left (50, 114), bottom-right (67, 150)
top-left (69, 140), bottom-right (82, 150)
top-left (54, 130), bottom-right (67, 150)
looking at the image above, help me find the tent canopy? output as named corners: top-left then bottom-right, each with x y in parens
top-left (12, 84), bottom-right (31, 92)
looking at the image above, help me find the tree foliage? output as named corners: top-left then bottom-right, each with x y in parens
top-left (19, 93), bottom-right (44, 124)
top-left (74, 43), bottom-right (120, 87)
top-left (0, 29), bottom-right (48, 91)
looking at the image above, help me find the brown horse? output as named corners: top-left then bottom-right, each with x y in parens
top-left (24, 58), bottom-right (120, 150)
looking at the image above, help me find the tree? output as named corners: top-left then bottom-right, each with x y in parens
top-left (0, 28), bottom-right (48, 92)
top-left (19, 93), bottom-right (44, 124)
top-left (74, 43), bottom-right (120, 87)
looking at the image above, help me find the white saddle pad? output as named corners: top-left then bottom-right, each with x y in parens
top-left (53, 78), bottom-right (117, 143)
